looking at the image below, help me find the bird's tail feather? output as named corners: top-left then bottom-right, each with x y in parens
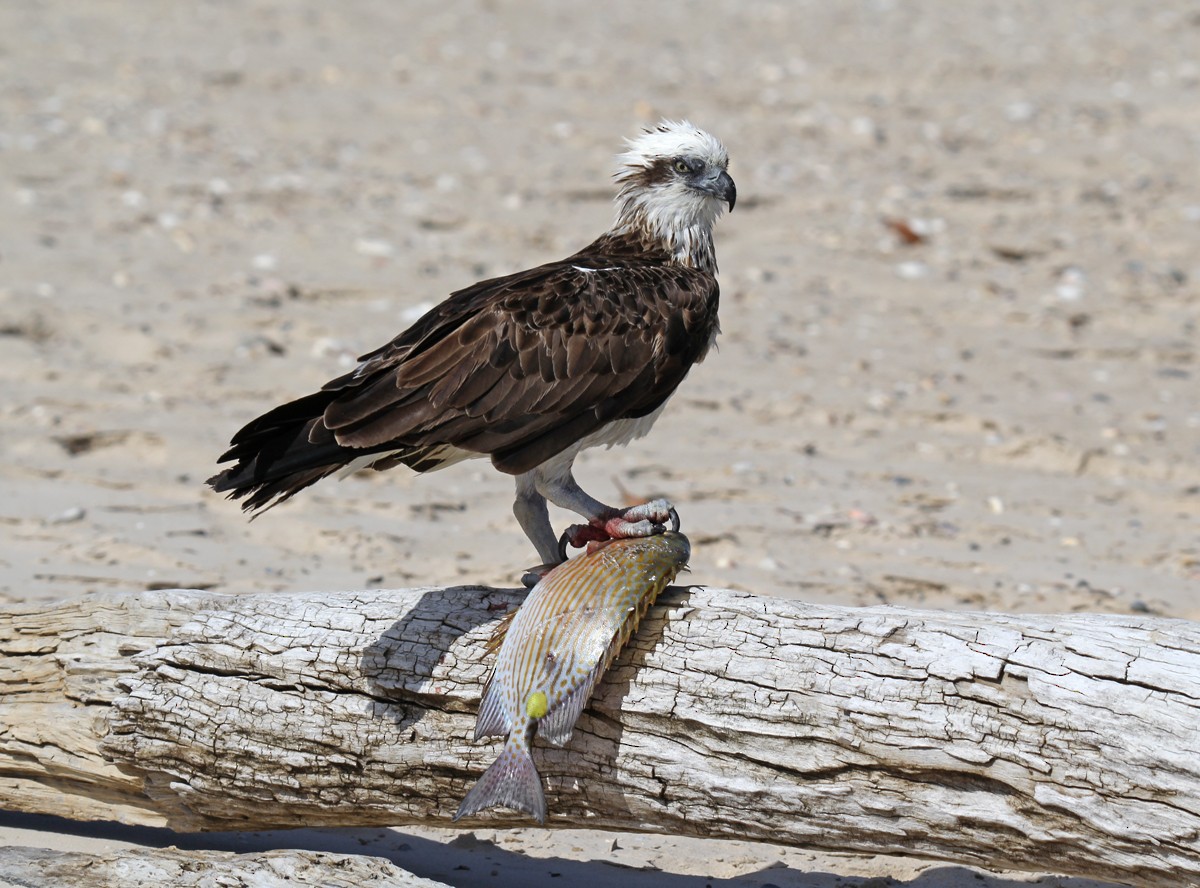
top-left (207, 390), bottom-right (409, 514)
top-left (453, 735), bottom-right (546, 824)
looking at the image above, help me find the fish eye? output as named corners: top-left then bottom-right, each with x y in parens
top-left (672, 158), bottom-right (690, 174)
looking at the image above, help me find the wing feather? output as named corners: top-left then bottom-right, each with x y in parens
top-left (309, 242), bottom-right (718, 473)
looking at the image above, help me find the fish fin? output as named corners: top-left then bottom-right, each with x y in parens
top-left (453, 734), bottom-right (546, 824)
top-left (538, 661), bottom-right (605, 747)
top-left (474, 677), bottom-right (509, 739)
top-left (485, 607), bottom-right (519, 656)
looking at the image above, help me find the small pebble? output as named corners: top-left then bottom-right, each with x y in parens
top-left (1005, 100), bottom-right (1037, 122)
top-left (354, 238), bottom-right (395, 257)
top-left (896, 260), bottom-right (929, 280)
top-left (50, 506), bottom-right (86, 524)
top-left (1055, 266), bottom-right (1087, 302)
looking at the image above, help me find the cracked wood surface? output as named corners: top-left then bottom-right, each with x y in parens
top-left (0, 845), bottom-right (448, 887)
top-left (1, 586), bottom-right (1197, 886)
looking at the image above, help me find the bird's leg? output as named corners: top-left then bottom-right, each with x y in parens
top-left (531, 463), bottom-right (679, 557)
top-left (514, 473), bottom-right (563, 586)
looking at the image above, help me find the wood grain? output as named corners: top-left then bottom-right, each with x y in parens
top-left (1, 586), bottom-right (1197, 886)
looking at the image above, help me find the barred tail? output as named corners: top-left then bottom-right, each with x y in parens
top-left (453, 734), bottom-right (546, 824)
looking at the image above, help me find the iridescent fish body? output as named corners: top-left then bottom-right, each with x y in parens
top-left (454, 531), bottom-right (691, 823)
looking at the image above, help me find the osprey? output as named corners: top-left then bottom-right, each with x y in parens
top-left (208, 120), bottom-right (735, 569)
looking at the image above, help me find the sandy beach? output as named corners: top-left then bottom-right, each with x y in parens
top-left (1, 1), bottom-right (1196, 885)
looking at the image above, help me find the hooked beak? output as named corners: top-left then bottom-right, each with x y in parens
top-left (713, 169), bottom-right (736, 211)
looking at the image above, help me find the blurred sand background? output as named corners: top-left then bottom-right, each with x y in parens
top-left (1, 1), bottom-right (1196, 885)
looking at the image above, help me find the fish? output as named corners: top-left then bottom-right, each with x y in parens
top-left (453, 531), bottom-right (691, 823)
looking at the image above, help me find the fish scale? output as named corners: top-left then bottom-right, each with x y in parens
top-left (454, 531), bottom-right (691, 823)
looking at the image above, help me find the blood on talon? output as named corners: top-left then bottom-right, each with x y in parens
top-left (559, 523), bottom-right (614, 556)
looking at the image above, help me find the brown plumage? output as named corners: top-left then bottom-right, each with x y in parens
top-left (209, 120), bottom-right (735, 567)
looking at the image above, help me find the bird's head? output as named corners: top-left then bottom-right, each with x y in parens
top-left (611, 120), bottom-right (735, 269)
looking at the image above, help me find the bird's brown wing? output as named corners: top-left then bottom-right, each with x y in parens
top-left (319, 258), bottom-right (719, 476)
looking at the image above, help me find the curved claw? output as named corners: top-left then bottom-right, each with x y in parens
top-left (557, 504), bottom-right (680, 560)
top-left (557, 523), bottom-right (611, 561)
top-left (521, 564), bottom-right (556, 588)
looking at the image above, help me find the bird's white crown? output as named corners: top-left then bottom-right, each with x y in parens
top-left (611, 120), bottom-right (731, 271)
top-left (616, 120), bottom-right (729, 177)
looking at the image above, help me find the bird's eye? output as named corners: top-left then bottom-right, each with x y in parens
top-left (673, 159), bottom-right (690, 174)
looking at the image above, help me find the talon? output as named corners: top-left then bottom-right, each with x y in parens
top-left (558, 501), bottom-right (680, 558)
top-left (558, 523), bottom-right (613, 560)
top-left (614, 518), bottom-right (661, 538)
top-left (521, 564), bottom-right (557, 588)
top-left (599, 499), bottom-right (678, 541)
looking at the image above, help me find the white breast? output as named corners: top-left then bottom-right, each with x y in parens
top-left (577, 402), bottom-right (669, 452)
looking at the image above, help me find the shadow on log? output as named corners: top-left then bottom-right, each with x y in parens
top-left (1, 585), bottom-right (1198, 887)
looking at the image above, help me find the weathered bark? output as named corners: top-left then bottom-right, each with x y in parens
top-left (1, 586), bottom-right (1197, 887)
top-left (0, 845), bottom-right (448, 887)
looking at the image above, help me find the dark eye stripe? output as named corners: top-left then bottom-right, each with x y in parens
top-left (630, 156), bottom-right (709, 188)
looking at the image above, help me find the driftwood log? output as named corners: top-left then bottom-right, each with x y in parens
top-left (1, 585), bottom-right (1197, 887)
top-left (0, 845), bottom-right (448, 888)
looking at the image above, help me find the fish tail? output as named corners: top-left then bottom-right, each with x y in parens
top-left (453, 733), bottom-right (546, 824)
